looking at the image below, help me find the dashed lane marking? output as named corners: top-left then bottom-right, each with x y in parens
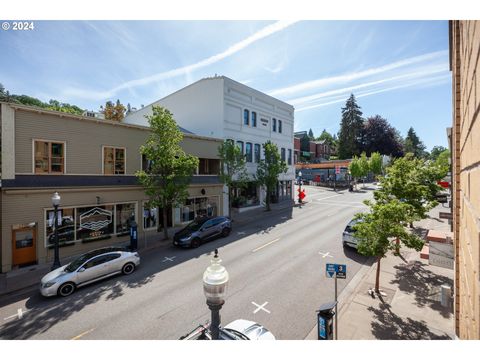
top-left (252, 301), bottom-right (271, 314)
top-left (71, 328), bottom-right (95, 340)
top-left (252, 238), bottom-right (281, 253)
top-left (3, 308), bottom-right (29, 322)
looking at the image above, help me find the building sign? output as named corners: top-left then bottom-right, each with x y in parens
top-left (429, 242), bottom-right (454, 269)
top-left (260, 118), bottom-right (268, 126)
top-left (80, 207), bottom-right (113, 231)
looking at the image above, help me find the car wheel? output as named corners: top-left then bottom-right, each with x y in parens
top-left (221, 227), bottom-right (231, 237)
top-left (58, 282), bottom-right (76, 297)
top-left (191, 238), bottom-right (201, 248)
top-left (122, 262), bottom-right (136, 275)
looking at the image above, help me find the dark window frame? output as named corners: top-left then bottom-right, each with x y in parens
top-left (243, 109), bottom-right (250, 126)
top-left (272, 118), bottom-right (277, 132)
top-left (245, 142), bottom-right (253, 163)
top-left (252, 111), bottom-right (257, 127)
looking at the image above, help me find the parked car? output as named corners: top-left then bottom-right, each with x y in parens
top-left (179, 319), bottom-right (275, 340)
top-left (224, 319), bottom-right (275, 340)
top-left (173, 216), bottom-right (232, 248)
top-left (40, 247), bottom-right (140, 297)
top-left (342, 219), bottom-right (362, 249)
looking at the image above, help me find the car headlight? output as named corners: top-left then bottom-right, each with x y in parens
top-left (180, 236), bottom-right (192, 242)
top-left (43, 281), bottom-right (57, 288)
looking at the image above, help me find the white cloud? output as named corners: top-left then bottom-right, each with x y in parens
top-left (63, 20), bottom-right (299, 101)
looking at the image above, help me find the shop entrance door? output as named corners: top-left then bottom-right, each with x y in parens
top-left (12, 225), bottom-right (37, 267)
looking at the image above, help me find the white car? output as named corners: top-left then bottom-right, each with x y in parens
top-left (224, 319), bottom-right (276, 340)
top-left (342, 219), bottom-right (361, 249)
top-left (40, 247), bottom-right (140, 297)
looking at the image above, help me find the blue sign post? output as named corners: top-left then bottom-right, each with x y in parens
top-left (325, 263), bottom-right (347, 340)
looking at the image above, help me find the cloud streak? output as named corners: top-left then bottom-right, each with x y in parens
top-left (268, 50), bottom-right (448, 97)
top-left (64, 20), bottom-right (299, 101)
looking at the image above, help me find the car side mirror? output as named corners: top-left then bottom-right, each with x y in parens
top-left (78, 267), bottom-right (86, 273)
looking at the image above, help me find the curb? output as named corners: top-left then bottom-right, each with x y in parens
top-left (304, 255), bottom-right (377, 340)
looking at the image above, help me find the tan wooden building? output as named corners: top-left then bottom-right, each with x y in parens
top-left (450, 20), bottom-right (480, 339)
top-left (0, 102), bottom-right (224, 273)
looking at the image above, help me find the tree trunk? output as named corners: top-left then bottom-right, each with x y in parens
top-left (265, 185), bottom-right (271, 211)
top-left (228, 185), bottom-right (233, 220)
top-left (395, 237), bottom-right (400, 255)
top-left (375, 257), bottom-right (381, 293)
top-left (162, 205), bottom-right (169, 240)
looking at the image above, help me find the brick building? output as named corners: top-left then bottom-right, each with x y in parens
top-left (449, 20), bottom-right (480, 339)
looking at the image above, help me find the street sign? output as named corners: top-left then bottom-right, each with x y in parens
top-left (326, 263), bottom-right (347, 279)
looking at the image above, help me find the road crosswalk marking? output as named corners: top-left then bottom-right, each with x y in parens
top-left (162, 256), bottom-right (176, 262)
top-left (319, 251), bottom-right (333, 258)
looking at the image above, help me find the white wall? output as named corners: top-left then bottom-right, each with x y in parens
top-left (124, 78), bottom-right (224, 138)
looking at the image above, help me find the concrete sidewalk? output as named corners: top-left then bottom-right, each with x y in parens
top-left (305, 204), bottom-right (455, 340)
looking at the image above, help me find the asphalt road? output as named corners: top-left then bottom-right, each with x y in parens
top-left (0, 185), bottom-right (374, 340)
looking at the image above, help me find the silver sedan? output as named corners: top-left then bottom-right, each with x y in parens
top-left (40, 247), bottom-right (140, 297)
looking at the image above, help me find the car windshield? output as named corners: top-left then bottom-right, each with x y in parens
top-left (186, 219), bottom-right (208, 232)
top-left (64, 253), bottom-right (91, 272)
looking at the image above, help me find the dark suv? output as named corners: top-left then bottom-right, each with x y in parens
top-left (173, 216), bottom-right (232, 248)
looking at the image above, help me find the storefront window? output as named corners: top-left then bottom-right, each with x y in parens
top-left (116, 203), bottom-right (136, 235)
top-left (233, 183), bottom-right (259, 208)
top-left (182, 198), bottom-right (195, 222)
top-left (76, 205), bottom-right (114, 242)
top-left (143, 203), bottom-right (158, 230)
top-left (46, 208), bottom-right (75, 246)
top-left (178, 196), bottom-right (220, 224)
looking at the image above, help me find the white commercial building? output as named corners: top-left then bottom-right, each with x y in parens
top-left (125, 75), bottom-right (295, 215)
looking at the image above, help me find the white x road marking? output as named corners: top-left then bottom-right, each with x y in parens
top-left (237, 231), bottom-right (246, 235)
top-left (252, 301), bottom-right (271, 314)
top-left (4, 308), bottom-right (28, 321)
top-left (162, 256), bottom-right (176, 262)
top-left (319, 251), bottom-right (333, 258)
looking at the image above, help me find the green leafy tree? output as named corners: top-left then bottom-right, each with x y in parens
top-left (256, 141), bottom-right (288, 211)
top-left (354, 199), bottom-right (424, 293)
top-left (358, 152), bottom-right (370, 187)
top-left (430, 146), bottom-right (447, 161)
top-left (136, 106), bottom-right (199, 240)
top-left (348, 156), bottom-right (361, 190)
top-left (404, 127), bottom-right (427, 158)
top-left (317, 129), bottom-right (334, 144)
top-left (433, 149), bottom-right (450, 179)
top-left (369, 152), bottom-right (383, 180)
top-left (338, 94), bottom-right (364, 159)
top-left (375, 154), bottom-right (443, 227)
top-left (218, 140), bottom-right (249, 219)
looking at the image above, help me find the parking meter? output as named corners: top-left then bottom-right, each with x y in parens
top-left (317, 301), bottom-right (336, 340)
top-left (130, 220), bottom-right (138, 250)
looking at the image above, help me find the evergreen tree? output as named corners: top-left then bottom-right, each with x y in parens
top-left (404, 127), bottom-right (426, 158)
top-left (308, 128), bottom-right (314, 140)
top-left (338, 94), bottom-right (364, 159)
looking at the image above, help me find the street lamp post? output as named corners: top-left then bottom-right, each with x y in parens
top-left (298, 171), bottom-right (303, 205)
top-left (51, 192), bottom-right (61, 270)
top-left (203, 249), bottom-right (229, 340)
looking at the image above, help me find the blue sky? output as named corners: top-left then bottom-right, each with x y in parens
top-left (0, 20), bottom-right (451, 150)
